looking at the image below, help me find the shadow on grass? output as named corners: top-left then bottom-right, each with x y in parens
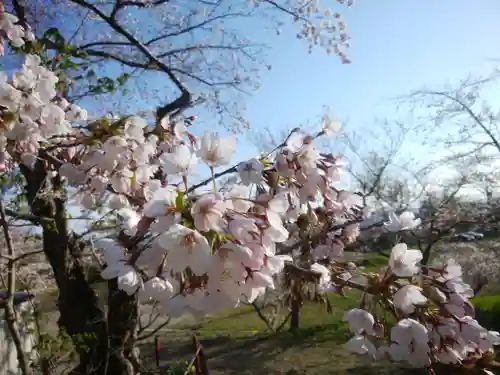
top-left (144, 321), bottom-right (357, 374)
top-left (144, 320), bottom-right (431, 375)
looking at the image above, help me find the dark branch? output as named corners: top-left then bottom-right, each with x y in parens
top-left (69, 0), bottom-right (192, 122)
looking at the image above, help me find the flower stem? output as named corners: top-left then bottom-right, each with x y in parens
top-left (210, 167), bottom-right (217, 193)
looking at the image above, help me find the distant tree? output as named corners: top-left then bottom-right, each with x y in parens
top-left (8, 0), bottom-right (353, 130)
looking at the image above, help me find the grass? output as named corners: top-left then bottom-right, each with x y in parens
top-left (472, 294), bottom-right (500, 331)
top-left (145, 253), bottom-right (416, 375)
top-left (32, 252), bottom-right (405, 374)
top-left (144, 251), bottom-right (498, 375)
top-left (147, 293), bottom-right (404, 375)
top-left (38, 251), bottom-right (493, 374)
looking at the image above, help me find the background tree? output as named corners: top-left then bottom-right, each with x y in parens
top-left (8, 0), bottom-right (352, 130)
top-left (0, 1), bottom-right (355, 374)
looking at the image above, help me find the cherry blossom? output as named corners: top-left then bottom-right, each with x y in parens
top-left (384, 211), bottom-right (422, 232)
top-left (160, 143), bottom-right (197, 176)
top-left (393, 285), bottom-right (427, 315)
top-left (322, 113), bottom-right (342, 136)
top-left (344, 308), bottom-right (375, 335)
top-left (310, 262), bottom-right (334, 291)
top-left (191, 193), bottom-right (228, 232)
top-left (237, 158), bottom-right (263, 185)
top-left (388, 243), bottom-right (423, 277)
top-left (344, 335), bottom-right (377, 357)
top-left (0, 10), bottom-right (497, 373)
top-left (197, 131), bottom-right (236, 167)
top-left (157, 224), bottom-right (212, 275)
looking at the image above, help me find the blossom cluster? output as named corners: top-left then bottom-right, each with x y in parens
top-left (0, 5), bottom-right (34, 53)
top-left (92, 121), bottom-right (360, 318)
top-left (0, 54), bottom-right (87, 171)
top-left (343, 243), bottom-right (500, 371)
top-left (0, 7), bottom-right (498, 373)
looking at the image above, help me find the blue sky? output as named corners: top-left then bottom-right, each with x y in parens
top-left (167, 0), bottom-right (498, 197)
top-left (68, 0), bottom-right (500, 166)
top-left (240, 0), bottom-right (500, 153)
top-left (76, 0), bottom-right (500, 228)
top-left (9, 0), bottom-right (500, 232)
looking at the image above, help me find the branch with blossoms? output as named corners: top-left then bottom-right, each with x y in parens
top-left (0, 7), bottom-right (499, 375)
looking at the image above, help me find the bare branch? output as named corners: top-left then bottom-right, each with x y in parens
top-left (0, 200), bottom-right (33, 375)
top-left (4, 208), bottom-right (53, 225)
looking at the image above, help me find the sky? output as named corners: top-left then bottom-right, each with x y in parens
top-left (78, 0), bottom-right (500, 230)
top-left (155, 0), bottom-right (497, 183)
top-left (220, 0), bottom-right (500, 195)
top-left (8, 0), bottom-right (500, 232)
top-left (240, 0), bottom-right (500, 151)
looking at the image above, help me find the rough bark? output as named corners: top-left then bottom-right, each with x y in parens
top-left (21, 158), bottom-right (139, 375)
top-left (289, 280), bottom-right (300, 331)
top-left (106, 279), bottom-right (139, 375)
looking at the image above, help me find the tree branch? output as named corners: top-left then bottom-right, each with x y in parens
top-left (69, 0), bottom-right (192, 127)
top-left (425, 90), bottom-right (500, 153)
top-left (10, 0), bottom-right (29, 29)
top-left (0, 200), bottom-right (33, 375)
top-left (187, 165), bottom-right (238, 193)
top-left (4, 208), bottom-right (53, 225)
top-left (69, 0), bottom-right (188, 96)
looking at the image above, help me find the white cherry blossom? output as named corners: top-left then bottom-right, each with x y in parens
top-left (344, 335), bottom-right (377, 357)
top-left (197, 131), bottom-right (236, 167)
top-left (384, 211), bottom-right (421, 232)
top-left (389, 243), bottom-right (422, 277)
top-left (157, 224), bottom-right (212, 275)
top-left (238, 158), bottom-right (263, 185)
top-left (0, 16), bottom-right (494, 370)
top-left (191, 193), bottom-right (227, 232)
top-left (322, 113), bottom-right (342, 136)
top-left (393, 285), bottom-right (427, 315)
top-left (344, 308), bottom-right (375, 335)
top-left (160, 143), bottom-right (197, 176)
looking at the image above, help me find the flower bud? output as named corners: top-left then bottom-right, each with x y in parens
top-left (373, 322), bottom-right (384, 337)
top-left (266, 171), bottom-right (280, 189)
top-left (424, 285), bottom-right (447, 304)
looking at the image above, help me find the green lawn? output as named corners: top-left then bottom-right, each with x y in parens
top-left (38, 251), bottom-right (496, 375)
top-left (145, 253), bottom-right (415, 375)
top-left (147, 294), bottom-right (405, 375)
top-left (144, 252), bottom-right (497, 375)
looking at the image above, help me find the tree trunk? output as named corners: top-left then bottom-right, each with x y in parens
top-left (289, 281), bottom-right (300, 332)
top-left (106, 279), bottom-right (139, 375)
top-left (421, 246), bottom-right (432, 266)
top-left (21, 160), bottom-right (139, 375)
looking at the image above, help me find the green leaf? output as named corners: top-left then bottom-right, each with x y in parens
top-left (97, 76), bottom-right (115, 92)
top-left (116, 73), bottom-right (131, 86)
top-left (258, 157), bottom-right (269, 168)
top-left (43, 27), bottom-right (65, 45)
top-left (175, 191), bottom-right (185, 212)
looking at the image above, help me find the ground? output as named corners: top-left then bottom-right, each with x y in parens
top-left (138, 253), bottom-right (419, 375)
top-left (33, 247), bottom-right (500, 375)
top-left (145, 298), bottom-right (401, 375)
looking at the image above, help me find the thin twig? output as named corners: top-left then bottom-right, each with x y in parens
top-left (0, 200), bottom-right (33, 375)
top-left (4, 208), bottom-right (54, 225)
top-left (0, 249), bottom-right (44, 262)
top-left (137, 317), bottom-right (172, 341)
